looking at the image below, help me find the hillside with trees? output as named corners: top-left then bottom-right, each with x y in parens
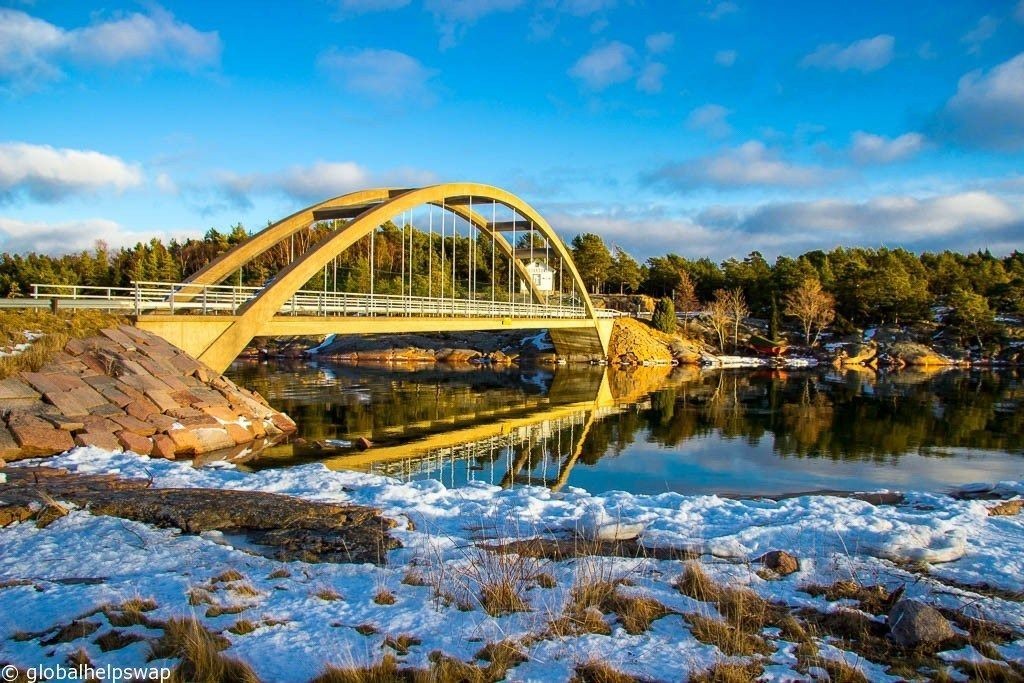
top-left (2, 224), bottom-right (1021, 354)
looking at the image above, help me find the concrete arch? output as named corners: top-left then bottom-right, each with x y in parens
top-left (182, 188), bottom-right (550, 304)
top-left (167, 183), bottom-right (604, 371)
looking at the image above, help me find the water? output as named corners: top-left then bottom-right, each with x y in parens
top-left (227, 361), bottom-right (1024, 497)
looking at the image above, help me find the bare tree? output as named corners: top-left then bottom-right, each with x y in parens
top-left (705, 290), bottom-right (731, 352)
top-left (720, 287), bottom-right (749, 350)
top-left (783, 277), bottom-right (836, 346)
top-left (674, 270), bottom-right (699, 333)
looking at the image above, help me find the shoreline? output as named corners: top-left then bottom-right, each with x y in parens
top-left (1, 447), bottom-right (1022, 681)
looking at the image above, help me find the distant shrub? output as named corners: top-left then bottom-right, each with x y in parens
top-left (651, 298), bottom-right (677, 334)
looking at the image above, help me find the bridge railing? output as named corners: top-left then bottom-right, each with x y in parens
top-left (29, 281), bottom-right (622, 319)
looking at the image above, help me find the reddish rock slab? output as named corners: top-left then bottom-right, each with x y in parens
top-left (191, 427), bottom-right (236, 453)
top-left (144, 389), bottom-right (180, 413)
top-left (116, 430), bottom-right (152, 456)
top-left (74, 431), bottom-right (123, 451)
top-left (146, 413), bottom-right (179, 433)
top-left (79, 415), bottom-right (119, 434)
top-left (202, 405), bottom-right (239, 423)
top-left (151, 434), bottom-right (177, 460)
top-left (6, 413), bottom-right (75, 458)
top-left (271, 413), bottom-right (298, 434)
top-left (0, 425), bottom-right (21, 460)
top-left (99, 327), bottom-right (137, 350)
top-left (166, 428), bottom-right (199, 455)
top-left (124, 396), bottom-right (160, 421)
top-left (224, 423), bottom-right (254, 446)
top-left (109, 414), bottom-right (157, 437)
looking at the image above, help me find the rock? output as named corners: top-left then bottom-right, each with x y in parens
top-left (116, 430), bottom-right (153, 456)
top-left (151, 434), bottom-right (177, 460)
top-left (0, 425), bottom-right (21, 461)
top-left (74, 431), bottom-right (122, 451)
top-left (356, 436), bottom-right (374, 450)
top-left (166, 428), bottom-right (199, 455)
top-left (191, 427), bottom-right (236, 453)
top-left (271, 413), bottom-right (297, 434)
top-left (888, 599), bottom-right (954, 649)
top-left (6, 413), bottom-right (74, 458)
top-left (988, 500), bottom-right (1023, 516)
top-left (224, 423), bottom-right (254, 446)
top-left (756, 550), bottom-right (799, 576)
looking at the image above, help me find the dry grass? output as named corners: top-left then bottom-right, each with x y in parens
top-left (374, 589), bottom-right (397, 606)
top-left (456, 547), bottom-right (547, 617)
top-left (547, 606), bottom-right (612, 637)
top-left (571, 661), bottom-right (646, 683)
top-left (95, 629), bottom-right (145, 652)
top-left (228, 620), bottom-right (258, 636)
top-left (187, 588), bottom-right (214, 606)
top-left (474, 640), bottom-right (527, 672)
top-left (212, 569), bottom-right (246, 584)
top-left (401, 570), bottom-right (430, 587)
top-left (801, 579), bottom-right (895, 615)
top-left (204, 603), bottom-right (248, 618)
top-left (685, 614), bottom-right (772, 656)
top-left (312, 655), bottom-right (406, 683)
top-left (268, 568), bottom-right (291, 580)
top-left (148, 617), bottom-right (259, 683)
top-left (951, 659), bottom-right (1023, 682)
top-left (689, 661), bottom-right (765, 683)
top-left (383, 634), bottom-right (422, 655)
top-left (0, 310), bottom-right (123, 378)
top-left (536, 572), bottom-right (557, 589)
top-left (103, 598), bottom-right (160, 628)
top-left (229, 582), bottom-right (261, 598)
top-left (316, 587), bottom-right (344, 602)
top-left (354, 624), bottom-right (379, 636)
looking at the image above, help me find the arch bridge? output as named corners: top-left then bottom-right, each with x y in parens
top-left (35, 184), bottom-right (617, 372)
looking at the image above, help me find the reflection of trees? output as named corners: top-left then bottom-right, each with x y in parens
top-left (581, 368), bottom-right (1024, 464)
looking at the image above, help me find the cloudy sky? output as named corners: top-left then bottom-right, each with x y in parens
top-left (1, 0), bottom-right (1023, 261)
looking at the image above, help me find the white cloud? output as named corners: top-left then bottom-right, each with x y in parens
top-left (647, 141), bottom-right (828, 191)
top-left (714, 49), bottom-right (737, 66)
top-left (850, 131), bottom-right (927, 164)
top-left (685, 104), bottom-right (732, 138)
top-left (705, 2), bottom-right (738, 20)
top-left (546, 190), bottom-right (1023, 261)
top-left (800, 34), bottom-right (894, 73)
top-left (317, 48), bottom-right (437, 103)
top-left (636, 62), bottom-right (666, 94)
top-left (0, 142), bottom-right (143, 202)
top-left (0, 217), bottom-right (201, 256)
top-left (645, 32), bottom-right (674, 54)
top-left (961, 15), bottom-right (998, 54)
top-left (154, 172), bottom-right (179, 195)
top-left (941, 52), bottom-right (1024, 151)
top-left (0, 7), bottom-right (221, 91)
top-left (568, 41), bottom-right (635, 90)
top-left (425, 0), bottom-right (523, 48)
top-left (212, 161), bottom-right (437, 209)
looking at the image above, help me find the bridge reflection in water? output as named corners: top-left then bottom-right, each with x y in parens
top-left (241, 363), bottom-right (674, 490)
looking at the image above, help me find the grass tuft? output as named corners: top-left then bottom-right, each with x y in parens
top-left (374, 589), bottom-right (396, 606)
top-left (148, 617), bottom-right (259, 683)
top-left (689, 661), bottom-right (765, 683)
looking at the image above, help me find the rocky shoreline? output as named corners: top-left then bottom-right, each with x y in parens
top-left (0, 324), bottom-right (296, 464)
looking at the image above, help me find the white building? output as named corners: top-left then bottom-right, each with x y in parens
top-left (521, 259), bottom-right (555, 293)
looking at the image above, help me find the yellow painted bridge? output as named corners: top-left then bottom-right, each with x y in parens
top-left (30, 183), bottom-right (619, 372)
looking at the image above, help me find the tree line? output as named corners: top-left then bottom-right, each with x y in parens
top-left (2, 222), bottom-right (1021, 345)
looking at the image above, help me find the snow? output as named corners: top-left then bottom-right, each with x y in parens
top-left (701, 354), bottom-right (819, 368)
top-left (0, 330), bottom-right (41, 358)
top-left (2, 448), bottom-right (1022, 681)
top-left (305, 333), bottom-right (337, 355)
top-left (522, 331), bottom-right (554, 351)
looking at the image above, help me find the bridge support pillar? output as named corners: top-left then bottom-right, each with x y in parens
top-left (549, 319), bottom-right (613, 359)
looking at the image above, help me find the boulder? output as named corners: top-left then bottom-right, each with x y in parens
top-left (756, 550), bottom-right (799, 576)
top-left (6, 413), bottom-right (74, 458)
top-left (166, 427), bottom-right (199, 455)
top-left (356, 436), bottom-right (374, 450)
top-left (888, 599), bottom-right (954, 649)
top-left (151, 434), bottom-right (177, 460)
top-left (74, 431), bottom-right (122, 452)
top-left (191, 427), bottom-right (236, 453)
top-left (224, 423), bottom-right (254, 446)
top-left (116, 430), bottom-right (153, 456)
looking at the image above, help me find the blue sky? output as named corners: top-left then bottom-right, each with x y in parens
top-left (1, 0), bottom-right (1023, 261)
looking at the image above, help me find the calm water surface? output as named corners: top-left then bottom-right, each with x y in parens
top-left (227, 361), bottom-right (1024, 497)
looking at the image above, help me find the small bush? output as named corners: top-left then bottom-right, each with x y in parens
top-left (651, 298), bottom-right (677, 334)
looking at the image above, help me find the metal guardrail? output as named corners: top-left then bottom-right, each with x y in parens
top-left (24, 281), bottom-right (625, 320)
